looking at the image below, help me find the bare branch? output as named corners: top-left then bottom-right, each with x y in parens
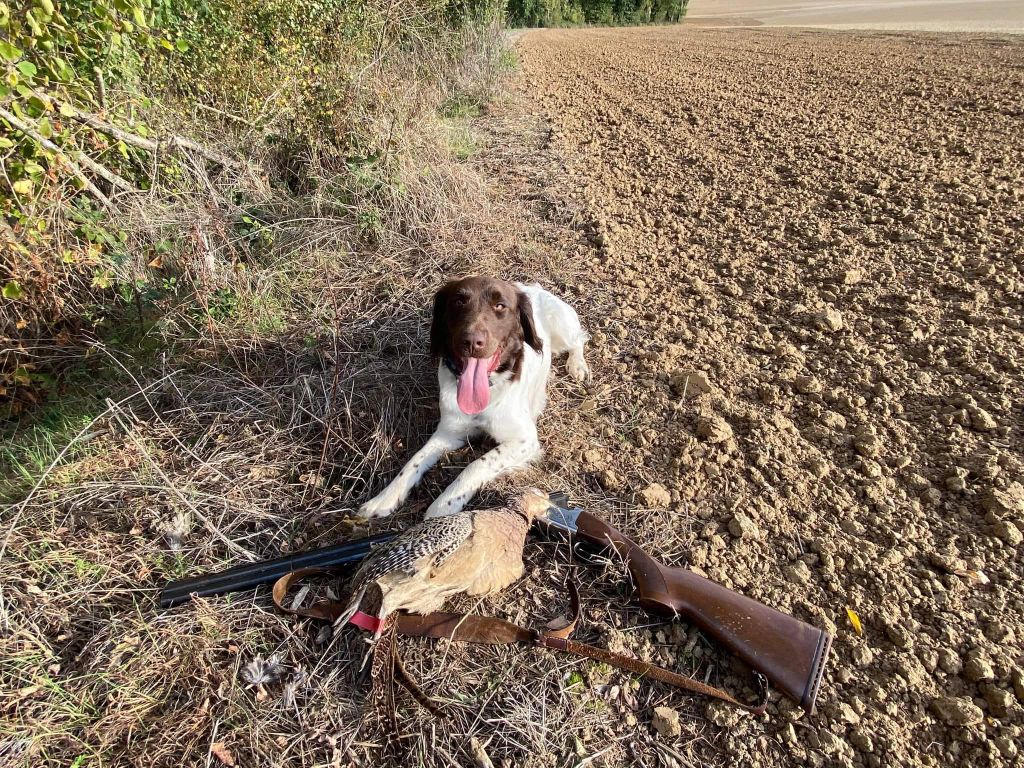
top-left (194, 101), bottom-right (257, 128)
top-left (62, 103), bottom-right (238, 168)
top-left (0, 106), bottom-right (118, 208)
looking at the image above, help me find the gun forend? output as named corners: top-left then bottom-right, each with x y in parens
top-left (538, 499), bottom-right (832, 714)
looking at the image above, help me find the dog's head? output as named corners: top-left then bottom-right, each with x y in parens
top-left (429, 276), bottom-right (542, 414)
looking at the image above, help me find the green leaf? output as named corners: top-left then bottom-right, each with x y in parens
top-left (0, 137), bottom-right (13, 148)
top-left (36, 118), bottom-right (52, 139)
top-left (91, 270), bottom-right (112, 289)
top-left (131, 7), bottom-right (147, 27)
top-left (39, 0), bottom-right (55, 15)
top-left (3, 280), bottom-right (24, 300)
top-left (12, 179), bottom-right (32, 194)
top-left (159, 38), bottom-right (173, 51)
top-left (25, 9), bottom-right (42, 35)
top-left (16, 60), bottom-right (36, 78)
top-left (30, 91), bottom-right (51, 111)
top-left (53, 56), bottom-right (74, 81)
top-left (175, 39), bottom-right (189, 52)
top-left (59, 101), bottom-right (77, 117)
top-left (24, 161), bottom-right (44, 176)
top-left (0, 41), bottom-right (20, 62)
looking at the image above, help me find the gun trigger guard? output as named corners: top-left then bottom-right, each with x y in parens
top-left (752, 671), bottom-right (770, 714)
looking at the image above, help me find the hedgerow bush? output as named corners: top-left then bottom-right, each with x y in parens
top-left (1, 0), bottom-right (505, 418)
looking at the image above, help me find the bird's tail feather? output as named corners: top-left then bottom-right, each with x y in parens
top-left (332, 585), bottom-right (367, 632)
top-left (370, 613), bottom-right (400, 738)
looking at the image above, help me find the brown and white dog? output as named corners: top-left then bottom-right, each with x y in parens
top-left (359, 276), bottom-right (590, 519)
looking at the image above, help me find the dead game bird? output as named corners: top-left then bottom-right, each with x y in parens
top-left (334, 488), bottom-right (550, 637)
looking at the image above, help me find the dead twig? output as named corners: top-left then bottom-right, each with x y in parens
top-left (194, 101), bottom-right (258, 129)
top-left (0, 106), bottom-right (117, 208)
top-left (57, 99), bottom-right (238, 168)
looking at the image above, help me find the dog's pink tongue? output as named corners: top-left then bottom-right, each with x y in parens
top-left (456, 356), bottom-right (491, 414)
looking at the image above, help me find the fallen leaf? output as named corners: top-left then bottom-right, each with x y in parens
top-left (210, 741), bottom-right (235, 766)
top-left (148, 255), bottom-right (163, 269)
top-left (846, 607), bottom-right (863, 635)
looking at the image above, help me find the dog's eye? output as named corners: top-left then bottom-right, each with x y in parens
top-left (495, 302), bottom-right (507, 311)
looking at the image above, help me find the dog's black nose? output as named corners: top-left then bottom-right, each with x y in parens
top-left (460, 331), bottom-right (487, 355)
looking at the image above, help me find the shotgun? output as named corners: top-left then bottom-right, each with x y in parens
top-left (539, 494), bottom-right (832, 714)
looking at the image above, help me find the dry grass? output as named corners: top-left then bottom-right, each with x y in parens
top-left (1, 29), bottom-right (732, 768)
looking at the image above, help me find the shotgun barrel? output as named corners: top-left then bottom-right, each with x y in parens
top-left (539, 498), bottom-right (832, 714)
top-left (158, 531), bottom-right (398, 608)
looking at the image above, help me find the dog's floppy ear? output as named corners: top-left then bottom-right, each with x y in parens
top-left (430, 282), bottom-right (454, 358)
top-left (517, 291), bottom-right (543, 353)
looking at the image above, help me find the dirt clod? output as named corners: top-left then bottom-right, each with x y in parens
top-left (728, 512), bottom-right (760, 540)
top-left (597, 468), bottom-right (623, 490)
top-left (671, 369), bottom-right (716, 398)
top-left (982, 685), bottom-right (1014, 718)
top-left (931, 697), bottom-right (985, 726)
top-left (652, 705), bottom-right (682, 738)
top-left (695, 414), bottom-right (733, 443)
top-left (991, 520), bottom-right (1023, 546)
top-left (783, 561), bottom-right (812, 585)
top-left (639, 483), bottom-right (671, 508)
top-left (969, 407), bottom-right (999, 432)
top-left (813, 306), bottom-right (844, 332)
top-left (964, 650), bottom-right (996, 683)
top-left (983, 483), bottom-right (1024, 519)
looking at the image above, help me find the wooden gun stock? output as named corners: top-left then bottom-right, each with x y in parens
top-left (543, 507), bottom-right (832, 714)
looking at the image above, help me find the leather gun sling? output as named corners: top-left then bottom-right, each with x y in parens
top-left (272, 570), bottom-right (768, 715)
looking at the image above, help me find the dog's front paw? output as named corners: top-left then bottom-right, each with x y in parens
top-left (424, 494), bottom-right (469, 518)
top-left (568, 354), bottom-right (591, 383)
top-left (358, 494), bottom-right (399, 519)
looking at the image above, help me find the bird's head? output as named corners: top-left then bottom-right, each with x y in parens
top-left (512, 487), bottom-right (553, 521)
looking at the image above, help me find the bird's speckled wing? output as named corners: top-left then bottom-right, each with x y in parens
top-left (350, 513), bottom-right (474, 588)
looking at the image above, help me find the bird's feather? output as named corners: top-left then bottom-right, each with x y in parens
top-left (349, 513), bottom-right (474, 588)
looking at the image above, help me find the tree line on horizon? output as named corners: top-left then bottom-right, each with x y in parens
top-left (506, 0), bottom-right (688, 26)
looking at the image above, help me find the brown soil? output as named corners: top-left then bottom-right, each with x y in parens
top-left (516, 24), bottom-right (1024, 768)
